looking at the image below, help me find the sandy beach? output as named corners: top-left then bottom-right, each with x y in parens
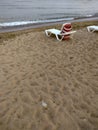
top-left (0, 21), bottom-right (98, 130)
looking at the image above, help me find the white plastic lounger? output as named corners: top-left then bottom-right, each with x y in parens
top-left (87, 25), bottom-right (98, 32)
top-left (45, 23), bottom-right (76, 41)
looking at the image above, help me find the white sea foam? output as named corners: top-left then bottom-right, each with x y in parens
top-left (0, 21), bottom-right (34, 27)
top-left (86, 14), bottom-right (93, 17)
top-left (0, 18), bottom-right (74, 27)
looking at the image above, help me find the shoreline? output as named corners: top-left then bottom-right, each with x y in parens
top-left (0, 16), bottom-right (98, 33)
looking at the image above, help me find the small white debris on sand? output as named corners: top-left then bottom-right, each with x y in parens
top-left (41, 101), bottom-right (48, 108)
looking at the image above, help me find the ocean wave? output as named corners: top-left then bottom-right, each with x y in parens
top-left (0, 18), bottom-right (74, 27)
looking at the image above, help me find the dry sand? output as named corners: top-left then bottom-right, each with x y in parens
top-left (0, 22), bottom-right (98, 130)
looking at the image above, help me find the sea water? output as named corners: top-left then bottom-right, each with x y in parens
top-left (0, 0), bottom-right (98, 27)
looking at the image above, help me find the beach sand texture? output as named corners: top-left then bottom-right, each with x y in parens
top-left (0, 26), bottom-right (98, 130)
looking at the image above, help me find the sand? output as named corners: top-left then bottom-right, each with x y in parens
top-left (0, 22), bottom-right (98, 130)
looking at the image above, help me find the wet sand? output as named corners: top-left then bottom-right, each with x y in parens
top-left (0, 21), bottom-right (98, 130)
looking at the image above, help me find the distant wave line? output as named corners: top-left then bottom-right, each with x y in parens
top-left (0, 18), bottom-right (74, 27)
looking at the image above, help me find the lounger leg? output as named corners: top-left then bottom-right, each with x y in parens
top-left (87, 27), bottom-right (95, 32)
top-left (91, 29), bottom-right (95, 32)
top-left (55, 35), bottom-right (64, 41)
top-left (89, 29), bottom-right (95, 32)
top-left (45, 30), bottom-right (52, 37)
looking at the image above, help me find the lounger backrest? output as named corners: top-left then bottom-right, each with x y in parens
top-left (61, 23), bottom-right (72, 33)
top-left (60, 23), bottom-right (72, 40)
